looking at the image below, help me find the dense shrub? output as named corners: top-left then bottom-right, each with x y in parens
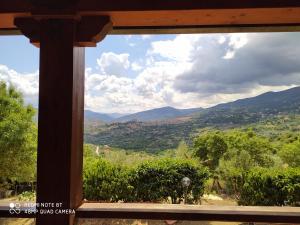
top-left (239, 167), bottom-right (300, 206)
top-left (279, 139), bottom-right (300, 167)
top-left (193, 130), bottom-right (277, 197)
top-left (83, 158), bottom-right (133, 202)
top-left (131, 158), bottom-right (209, 203)
top-left (17, 191), bottom-right (36, 201)
top-left (83, 157), bottom-right (209, 203)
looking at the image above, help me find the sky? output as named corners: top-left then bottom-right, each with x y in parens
top-left (0, 32), bottom-right (300, 114)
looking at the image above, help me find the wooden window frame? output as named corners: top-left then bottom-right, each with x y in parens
top-left (1, 1), bottom-right (300, 224)
top-left (1, 202), bottom-right (300, 223)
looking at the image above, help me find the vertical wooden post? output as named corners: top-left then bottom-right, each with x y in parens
top-left (14, 15), bottom-right (111, 225)
top-left (36, 19), bottom-right (84, 225)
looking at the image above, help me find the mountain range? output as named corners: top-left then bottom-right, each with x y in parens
top-left (84, 107), bottom-right (202, 123)
top-left (84, 86), bottom-right (300, 152)
top-left (85, 86), bottom-right (300, 124)
top-left (113, 106), bottom-right (202, 122)
top-left (211, 86), bottom-right (300, 112)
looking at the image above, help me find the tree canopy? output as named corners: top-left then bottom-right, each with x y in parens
top-left (0, 82), bottom-right (37, 183)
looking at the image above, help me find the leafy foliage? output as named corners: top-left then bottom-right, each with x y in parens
top-left (85, 87), bottom-right (300, 152)
top-left (83, 157), bottom-right (133, 202)
top-left (83, 157), bottom-right (209, 203)
top-left (1, 82), bottom-right (300, 206)
top-left (239, 167), bottom-right (300, 206)
top-left (193, 131), bottom-right (227, 170)
top-left (0, 82), bottom-right (37, 183)
top-left (279, 139), bottom-right (300, 167)
top-left (132, 158), bottom-right (209, 204)
top-left (193, 129), bottom-right (278, 197)
top-left (17, 191), bottom-right (36, 201)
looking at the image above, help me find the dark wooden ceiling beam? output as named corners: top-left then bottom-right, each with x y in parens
top-left (1, 0), bottom-right (300, 13)
top-left (14, 16), bottom-right (112, 47)
top-left (77, 0), bottom-right (300, 11)
top-left (1, 0), bottom-right (300, 34)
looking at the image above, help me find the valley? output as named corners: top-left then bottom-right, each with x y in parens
top-left (84, 86), bottom-right (300, 152)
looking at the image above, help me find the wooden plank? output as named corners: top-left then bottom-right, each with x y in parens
top-left (76, 203), bottom-right (300, 223)
top-left (77, 0), bottom-right (300, 11)
top-left (110, 24), bottom-right (300, 35)
top-left (0, 8), bottom-right (300, 35)
top-left (2, 0), bottom-right (300, 13)
top-left (14, 16), bottom-right (112, 47)
top-left (81, 8), bottom-right (300, 27)
top-left (1, 1), bottom-right (300, 32)
top-left (2, 202), bottom-right (300, 223)
top-left (0, 28), bottom-right (21, 35)
top-left (3, 24), bottom-right (300, 36)
top-left (36, 19), bottom-right (84, 225)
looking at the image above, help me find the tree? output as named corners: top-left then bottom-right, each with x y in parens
top-left (223, 129), bottom-right (275, 168)
top-left (0, 82), bottom-right (37, 184)
top-left (279, 139), bottom-right (300, 167)
top-left (218, 129), bottom-right (276, 196)
top-left (193, 131), bottom-right (227, 171)
top-left (175, 140), bottom-right (192, 159)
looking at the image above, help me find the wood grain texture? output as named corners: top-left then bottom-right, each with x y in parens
top-left (14, 16), bottom-right (112, 47)
top-left (2, 0), bottom-right (300, 13)
top-left (1, 0), bottom-right (300, 33)
top-left (1, 202), bottom-right (300, 223)
top-left (37, 19), bottom-right (84, 225)
top-left (76, 203), bottom-right (300, 223)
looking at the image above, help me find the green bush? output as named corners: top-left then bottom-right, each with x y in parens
top-left (83, 157), bottom-right (209, 203)
top-left (239, 167), bottom-right (300, 206)
top-left (17, 191), bottom-right (36, 201)
top-left (83, 158), bottom-right (133, 202)
top-left (279, 139), bottom-right (300, 167)
top-left (130, 158), bottom-right (209, 203)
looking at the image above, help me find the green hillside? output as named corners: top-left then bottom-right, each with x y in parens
top-left (84, 87), bottom-right (300, 152)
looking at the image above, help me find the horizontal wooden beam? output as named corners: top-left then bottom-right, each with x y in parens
top-left (1, 1), bottom-right (300, 34)
top-left (76, 203), bottom-right (300, 223)
top-left (1, 0), bottom-right (300, 13)
top-left (110, 24), bottom-right (300, 35)
top-left (13, 16), bottom-right (112, 47)
top-left (3, 24), bottom-right (300, 36)
top-left (2, 202), bottom-right (300, 223)
top-left (77, 0), bottom-right (300, 11)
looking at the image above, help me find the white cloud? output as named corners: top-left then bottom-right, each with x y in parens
top-left (2, 33), bottom-right (300, 114)
top-left (96, 52), bottom-right (130, 77)
top-left (141, 35), bottom-right (152, 40)
top-left (148, 34), bottom-right (203, 62)
top-left (218, 36), bottom-right (226, 44)
top-left (223, 33), bottom-right (248, 59)
top-left (0, 65), bottom-right (39, 106)
top-left (124, 35), bottom-right (132, 40)
top-left (82, 33), bottom-right (300, 113)
top-left (131, 62), bottom-right (143, 71)
top-left (175, 33), bottom-right (300, 98)
top-left (223, 51), bottom-right (235, 59)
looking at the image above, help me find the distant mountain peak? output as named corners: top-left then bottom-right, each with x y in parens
top-left (114, 106), bottom-right (203, 122)
top-left (212, 86), bottom-right (300, 111)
